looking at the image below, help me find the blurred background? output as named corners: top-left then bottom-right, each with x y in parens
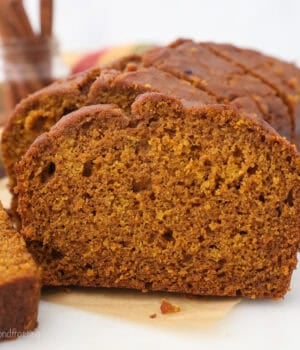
top-left (24, 0), bottom-right (300, 61)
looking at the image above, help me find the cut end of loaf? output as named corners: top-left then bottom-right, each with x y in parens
top-left (0, 202), bottom-right (40, 339)
top-left (16, 93), bottom-right (300, 299)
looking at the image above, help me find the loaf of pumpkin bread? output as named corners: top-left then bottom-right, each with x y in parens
top-left (16, 93), bottom-right (300, 298)
top-left (3, 39), bottom-right (300, 299)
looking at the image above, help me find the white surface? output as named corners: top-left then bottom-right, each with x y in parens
top-left (23, 0), bottom-right (300, 62)
top-left (1, 265), bottom-right (299, 350)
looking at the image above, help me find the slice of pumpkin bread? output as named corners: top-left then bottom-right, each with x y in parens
top-left (0, 203), bottom-right (40, 340)
top-left (1, 53), bottom-right (141, 191)
top-left (16, 93), bottom-right (300, 298)
top-left (1, 67), bottom-right (101, 193)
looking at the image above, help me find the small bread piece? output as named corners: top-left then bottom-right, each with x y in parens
top-left (0, 203), bottom-right (40, 340)
top-left (160, 299), bottom-right (181, 314)
top-left (16, 93), bottom-right (300, 299)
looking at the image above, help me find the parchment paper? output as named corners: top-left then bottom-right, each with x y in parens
top-left (42, 287), bottom-right (240, 329)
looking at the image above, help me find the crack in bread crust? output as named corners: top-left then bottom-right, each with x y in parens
top-left (142, 40), bottom-right (292, 140)
top-left (204, 42), bottom-right (300, 142)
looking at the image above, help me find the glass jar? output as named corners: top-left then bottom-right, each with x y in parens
top-left (0, 37), bottom-right (68, 125)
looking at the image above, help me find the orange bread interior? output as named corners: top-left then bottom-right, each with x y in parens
top-left (16, 93), bottom-right (300, 299)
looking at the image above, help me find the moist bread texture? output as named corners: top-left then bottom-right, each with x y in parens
top-left (16, 93), bottom-right (300, 299)
top-left (0, 203), bottom-right (40, 340)
top-left (3, 39), bottom-right (300, 202)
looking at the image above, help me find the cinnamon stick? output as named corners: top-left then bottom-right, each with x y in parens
top-left (5, 0), bottom-right (35, 39)
top-left (0, 11), bottom-right (14, 38)
top-left (0, 7), bottom-right (21, 109)
top-left (3, 81), bottom-right (18, 111)
top-left (0, 0), bottom-right (44, 90)
top-left (5, 1), bottom-right (44, 90)
top-left (39, 0), bottom-right (54, 83)
top-left (40, 0), bottom-right (53, 37)
top-left (0, 0), bottom-right (55, 121)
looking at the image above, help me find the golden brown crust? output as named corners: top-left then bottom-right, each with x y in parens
top-left (106, 54), bottom-right (142, 71)
top-left (88, 67), bottom-right (215, 111)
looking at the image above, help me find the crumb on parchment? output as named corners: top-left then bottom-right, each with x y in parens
top-left (160, 299), bottom-right (181, 314)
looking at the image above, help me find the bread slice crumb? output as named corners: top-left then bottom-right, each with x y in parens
top-left (160, 299), bottom-right (181, 314)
